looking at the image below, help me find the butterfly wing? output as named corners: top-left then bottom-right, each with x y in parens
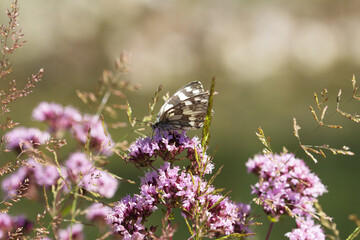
top-left (158, 81), bottom-right (204, 116)
top-left (156, 92), bottom-right (209, 130)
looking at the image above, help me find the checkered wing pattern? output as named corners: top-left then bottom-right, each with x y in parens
top-left (152, 81), bottom-right (209, 131)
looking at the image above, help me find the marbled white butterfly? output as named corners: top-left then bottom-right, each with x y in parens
top-left (151, 81), bottom-right (209, 131)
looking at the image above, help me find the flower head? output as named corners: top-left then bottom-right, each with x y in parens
top-left (127, 130), bottom-right (213, 174)
top-left (5, 127), bottom-right (50, 152)
top-left (64, 152), bottom-right (118, 198)
top-left (86, 203), bottom-right (111, 222)
top-left (0, 213), bottom-right (13, 239)
top-left (0, 213), bottom-right (33, 239)
top-left (285, 217), bottom-right (325, 240)
top-left (108, 163), bottom-right (251, 238)
top-left (72, 115), bottom-right (114, 156)
top-left (246, 153), bottom-right (327, 218)
top-left (65, 152), bottom-right (93, 182)
top-left (2, 166), bottom-right (29, 197)
top-left (32, 102), bottom-right (82, 132)
top-left (107, 194), bottom-right (156, 239)
top-left (80, 169), bottom-right (118, 198)
top-left (58, 224), bottom-right (84, 240)
top-left (2, 159), bottom-right (64, 198)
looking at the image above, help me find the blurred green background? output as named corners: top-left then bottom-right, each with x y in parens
top-left (1, 0), bottom-right (360, 239)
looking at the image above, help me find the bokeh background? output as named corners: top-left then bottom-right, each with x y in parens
top-left (1, 0), bottom-right (360, 239)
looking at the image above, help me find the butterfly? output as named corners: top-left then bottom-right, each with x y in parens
top-left (151, 81), bottom-right (210, 131)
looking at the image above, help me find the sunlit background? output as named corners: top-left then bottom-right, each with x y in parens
top-left (1, 0), bottom-right (360, 239)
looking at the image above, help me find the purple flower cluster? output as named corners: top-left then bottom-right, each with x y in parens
top-left (107, 163), bottom-right (252, 239)
top-left (65, 152), bottom-right (118, 198)
top-left (3, 153), bottom-right (118, 199)
top-left (32, 102), bottom-right (114, 156)
top-left (285, 218), bottom-right (325, 240)
top-left (127, 130), bottom-right (214, 174)
top-left (0, 213), bottom-right (32, 239)
top-left (246, 153), bottom-right (327, 238)
top-left (58, 223), bottom-right (84, 240)
top-left (107, 194), bottom-right (157, 239)
top-left (32, 102), bottom-right (82, 132)
top-left (86, 203), bottom-right (111, 222)
top-left (5, 127), bottom-right (50, 152)
top-left (2, 159), bottom-right (62, 198)
top-left (72, 114), bottom-right (114, 156)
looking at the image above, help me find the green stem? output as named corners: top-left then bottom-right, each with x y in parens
top-left (265, 222), bottom-right (274, 240)
top-left (96, 90), bottom-right (112, 117)
top-left (346, 226), bottom-right (360, 240)
top-left (69, 187), bottom-right (79, 240)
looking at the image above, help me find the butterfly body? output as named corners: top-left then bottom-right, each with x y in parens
top-left (152, 81), bottom-right (209, 131)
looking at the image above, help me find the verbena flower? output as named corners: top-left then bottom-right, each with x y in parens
top-left (127, 130), bottom-right (214, 174)
top-left (285, 217), bottom-right (325, 240)
top-left (32, 102), bottom-right (82, 132)
top-left (108, 163), bottom-right (251, 238)
top-left (246, 153), bottom-right (327, 218)
top-left (65, 152), bottom-right (118, 198)
top-left (58, 223), bottom-right (84, 240)
top-left (72, 114), bottom-right (114, 156)
top-left (86, 203), bottom-right (111, 222)
top-left (5, 127), bottom-right (50, 152)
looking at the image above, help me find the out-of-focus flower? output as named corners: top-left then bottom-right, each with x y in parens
top-left (65, 152), bottom-right (93, 182)
top-left (72, 114), bottom-right (114, 156)
top-left (127, 130), bottom-right (214, 174)
top-left (65, 152), bottom-right (118, 198)
top-left (80, 169), bottom-right (118, 198)
top-left (12, 215), bottom-right (33, 234)
top-left (0, 213), bottom-right (33, 239)
top-left (33, 163), bottom-right (60, 188)
top-left (2, 166), bottom-right (29, 197)
top-left (32, 102), bottom-right (82, 132)
top-left (0, 213), bottom-right (13, 239)
top-left (58, 224), bottom-right (84, 240)
top-left (86, 203), bottom-right (111, 222)
top-left (246, 153), bottom-right (327, 218)
top-left (285, 217), bottom-right (325, 240)
top-left (5, 127), bottom-right (50, 152)
top-left (2, 159), bottom-right (64, 198)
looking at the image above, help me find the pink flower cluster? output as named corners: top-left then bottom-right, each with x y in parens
top-left (5, 127), bottom-right (50, 153)
top-left (86, 203), bottom-right (111, 222)
top-left (32, 102), bottom-right (82, 132)
top-left (65, 152), bottom-right (118, 198)
top-left (2, 159), bottom-right (62, 198)
top-left (285, 218), bottom-right (325, 240)
top-left (127, 129), bottom-right (214, 174)
top-left (107, 163), bottom-right (252, 239)
top-left (3, 153), bottom-right (118, 200)
top-left (32, 102), bottom-right (114, 156)
top-left (58, 223), bottom-right (84, 240)
top-left (0, 213), bottom-right (32, 239)
top-left (246, 153), bottom-right (327, 239)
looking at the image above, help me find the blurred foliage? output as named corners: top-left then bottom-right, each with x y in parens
top-left (0, 0), bottom-right (360, 239)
